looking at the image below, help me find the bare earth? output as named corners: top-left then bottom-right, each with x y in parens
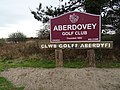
top-left (1, 67), bottom-right (120, 90)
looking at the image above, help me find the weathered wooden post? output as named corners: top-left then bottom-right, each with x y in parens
top-left (87, 49), bottom-right (96, 67)
top-left (55, 49), bottom-right (63, 67)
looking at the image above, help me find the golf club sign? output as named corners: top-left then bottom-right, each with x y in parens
top-left (47, 11), bottom-right (113, 67)
top-left (50, 12), bottom-right (101, 43)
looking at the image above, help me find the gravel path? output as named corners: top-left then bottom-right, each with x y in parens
top-left (1, 67), bottom-right (120, 90)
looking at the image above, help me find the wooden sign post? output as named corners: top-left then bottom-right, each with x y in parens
top-left (55, 49), bottom-right (63, 67)
top-left (87, 49), bottom-right (96, 67)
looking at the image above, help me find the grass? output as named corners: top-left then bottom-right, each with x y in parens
top-left (0, 59), bottom-right (120, 71)
top-left (0, 59), bottom-right (55, 71)
top-left (64, 60), bottom-right (87, 68)
top-left (96, 60), bottom-right (120, 68)
top-left (0, 77), bottom-right (24, 90)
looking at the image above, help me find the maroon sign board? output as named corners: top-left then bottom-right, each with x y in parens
top-left (50, 11), bottom-right (101, 43)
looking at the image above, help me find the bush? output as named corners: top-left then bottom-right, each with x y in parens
top-left (8, 31), bottom-right (27, 43)
top-left (0, 38), bottom-right (5, 47)
top-left (0, 39), bottom-right (119, 63)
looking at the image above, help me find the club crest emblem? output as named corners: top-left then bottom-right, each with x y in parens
top-left (69, 13), bottom-right (79, 23)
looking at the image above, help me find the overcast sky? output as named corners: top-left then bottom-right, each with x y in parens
top-left (0, 0), bottom-right (60, 38)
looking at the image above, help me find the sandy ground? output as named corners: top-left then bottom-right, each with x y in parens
top-left (1, 67), bottom-right (120, 90)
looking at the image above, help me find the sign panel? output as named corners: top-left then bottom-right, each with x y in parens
top-left (50, 11), bottom-right (101, 43)
top-left (39, 41), bottom-right (113, 49)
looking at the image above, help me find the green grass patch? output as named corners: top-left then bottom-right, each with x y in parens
top-left (64, 59), bottom-right (87, 68)
top-left (0, 59), bottom-right (55, 71)
top-left (0, 77), bottom-right (24, 90)
top-left (0, 62), bottom-right (7, 71)
top-left (0, 59), bottom-right (120, 72)
top-left (96, 60), bottom-right (120, 68)
top-left (21, 60), bottom-right (55, 68)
